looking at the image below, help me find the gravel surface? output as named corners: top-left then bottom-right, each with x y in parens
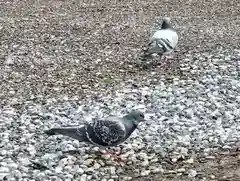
top-left (0, 0), bottom-right (240, 181)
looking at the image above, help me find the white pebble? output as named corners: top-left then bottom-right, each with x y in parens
top-left (177, 168), bottom-right (185, 173)
top-left (0, 166), bottom-right (10, 173)
top-left (55, 166), bottom-right (63, 173)
top-left (188, 169), bottom-right (197, 178)
top-left (141, 170), bottom-right (150, 176)
top-left (185, 158), bottom-right (194, 164)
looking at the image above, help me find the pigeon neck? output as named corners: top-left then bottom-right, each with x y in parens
top-left (123, 115), bottom-right (139, 127)
top-left (131, 119), bottom-right (139, 127)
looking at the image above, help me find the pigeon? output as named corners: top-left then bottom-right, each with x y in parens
top-left (139, 17), bottom-right (178, 66)
top-left (45, 110), bottom-right (145, 150)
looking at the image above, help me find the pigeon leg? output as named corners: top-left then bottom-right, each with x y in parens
top-left (148, 55), bottom-right (160, 68)
top-left (151, 58), bottom-right (159, 67)
top-left (102, 151), bottom-right (122, 162)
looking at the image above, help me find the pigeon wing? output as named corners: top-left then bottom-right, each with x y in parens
top-left (85, 117), bottom-right (126, 147)
top-left (151, 29), bottom-right (178, 52)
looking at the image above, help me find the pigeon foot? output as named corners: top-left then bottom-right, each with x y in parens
top-left (102, 152), bottom-right (122, 162)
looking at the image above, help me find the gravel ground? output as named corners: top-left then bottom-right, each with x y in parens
top-left (0, 0), bottom-right (240, 181)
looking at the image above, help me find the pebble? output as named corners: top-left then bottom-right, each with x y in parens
top-left (55, 167), bottom-right (63, 173)
top-left (8, 163), bottom-right (18, 169)
top-left (1, 150), bottom-right (8, 156)
top-left (141, 170), bottom-right (150, 176)
top-left (185, 158), bottom-right (194, 164)
top-left (77, 168), bottom-right (84, 175)
top-left (85, 167), bottom-right (94, 174)
top-left (210, 174), bottom-right (216, 179)
top-left (188, 169), bottom-right (197, 178)
top-left (93, 163), bottom-right (101, 170)
top-left (140, 160), bottom-right (149, 167)
top-left (152, 168), bottom-right (164, 173)
top-left (83, 159), bottom-right (94, 166)
top-left (0, 166), bottom-right (10, 173)
top-left (80, 174), bottom-right (87, 181)
top-left (5, 55), bottom-right (15, 65)
top-left (177, 168), bottom-right (186, 173)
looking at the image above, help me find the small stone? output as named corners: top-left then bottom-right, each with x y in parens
top-left (0, 167), bottom-right (10, 173)
top-left (185, 158), bottom-right (194, 164)
top-left (152, 168), bottom-right (164, 173)
top-left (18, 158), bottom-right (31, 166)
top-left (55, 166), bottom-right (63, 173)
top-left (167, 170), bottom-right (176, 174)
top-left (5, 55), bottom-right (15, 65)
top-left (95, 59), bottom-right (101, 64)
top-left (177, 168), bottom-right (186, 173)
top-left (37, 172), bottom-right (46, 177)
top-left (1, 150), bottom-right (8, 156)
top-left (93, 163), bottom-right (101, 170)
top-left (188, 169), bottom-right (197, 178)
top-left (97, 160), bottom-right (105, 166)
top-left (8, 163), bottom-right (18, 169)
top-left (144, 135), bottom-right (153, 142)
top-left (234, 167), bottom-right (240, 177)
top-left (80, 174), bottom-right (87, 181)
top-left (180, 147), bottom-right (188, 156)
top-left (72, 140), bottom-right (80, 148)
top-left (109, 166), bottom-right (116, 175)
top-left (140, 160), bottom-right (149, 167)
top-left (85, 167), bottom-right (94, 174)
top-left (13, 170), bottom-right (22, 178)
top-left (222, 145), bottom-right (231, 150)
top-left (171, 158), bottom-right (178, 163)
top-left (64, 165), bottom-right (73, 171)
top-left (0, 173), bottom-right (10, 180)
top-left (27, 145), bottom-right (36, 156)
top-left (150, 158), bottom-right (158, 163)
top-left (59, 158), bottom-right (68, 167)
top-left (210, 174), bottom-right (215, 179)
top-left (153, 145), bottom-right (166, 156)
top-left (77, 168), bottom-right (84, 175)
top-left (205, 156), bottom-right (216, 160)
top-left (141, 170), bottom-right (150, 176)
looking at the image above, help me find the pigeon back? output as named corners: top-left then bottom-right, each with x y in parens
top-left (85, 117), bottom-right (127, 147)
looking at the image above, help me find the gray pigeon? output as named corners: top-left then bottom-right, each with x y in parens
top-left (139, 17), bottom-right (178, 66)
top-left (44, 111), bottom-right (145, 148)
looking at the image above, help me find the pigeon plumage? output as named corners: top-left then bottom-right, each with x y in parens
top-left (44, 111), bottom-right (145, 148)
top-left (139, 17), bottom-right (178, 66)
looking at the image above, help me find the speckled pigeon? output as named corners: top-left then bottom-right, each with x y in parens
top-left (44, 111), bottom-right (145, 148)
top-left (139, 17), bottom-right (178, 65)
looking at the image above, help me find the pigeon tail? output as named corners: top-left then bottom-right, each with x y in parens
top-left (44, 126), bottom-right (87, 142)
top-left (142, 39), bottom-right (166, 58)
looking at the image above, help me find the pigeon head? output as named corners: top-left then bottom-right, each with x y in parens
top-left (125, 110), bottom-right (146, 123)
top-left (161, 17), bottom-right (173, 29)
